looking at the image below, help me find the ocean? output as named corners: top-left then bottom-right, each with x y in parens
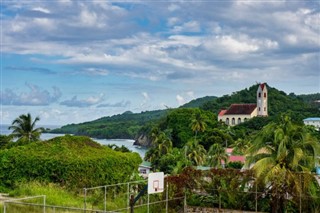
top-left (0, 124), bottom-right (147, 158)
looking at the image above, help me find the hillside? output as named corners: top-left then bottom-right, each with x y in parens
top-left (0, 135), bottom-right (141, 190)
top-left (51, 84), bottom-right (320, 139)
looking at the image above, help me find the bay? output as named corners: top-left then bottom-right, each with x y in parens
top-left (0, 124), bottom-right (147, 158)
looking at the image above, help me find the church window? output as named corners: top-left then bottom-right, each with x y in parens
top-left (264, 107), bottom-right (266, 111)
top-left (258, 93), bottom-right (261, 98)
top-left (259, 107), bottom-right (261, 111)
top-left (238, 118), bottom-right (241, 124)
top-left (264, 93), bottom-right (267, 98)
top-left (244, 118), bottom-right (247, 122)
top-left (232, 118), bottom-right (235, 125)
top-left (226, 118), bottom-right (229, 125)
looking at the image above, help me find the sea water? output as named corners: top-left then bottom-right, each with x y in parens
top-left (0, 124), bottom-right (147, 158)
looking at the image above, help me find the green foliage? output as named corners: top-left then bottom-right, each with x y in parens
top-left (9, 181), bottom-right (84, 207)
top-left (226, 161), bottom-right (244, 169)
top-left (246, 114), bottom-right (320, 213)
top-left (200, 84), bottom-right (320, 120)
top-left (159, 108), bottom-right (217, 148)
top-left (9, 113), bottom-right (44, 143)
top-left (0, 135), bottom-right (142, 190)
top-left (0, 135), bottom-right (13, 149)
top-left (180, 96), bottom-right (217, 108)
top-left (50, 110), bottom-right (167, 139)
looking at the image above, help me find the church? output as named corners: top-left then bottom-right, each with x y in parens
top-left (218, 83), bottom-right (268, 126)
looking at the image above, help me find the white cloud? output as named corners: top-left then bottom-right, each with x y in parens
top-left (0, 83), bottom-right (62, 106)
top-left (80, 8), bottom-right (98, 27)
top-left (32, 7), bottom-right (51, 14)
top-left (172, 21), bottom-right (201, 33)
top-left (142, 92), bottom-right (149, 100)
top-left (60, 93), bottom-right (105, 107)
top-left (168, 4), bottom-right (180, 12)
top-left (176, 94), bottom-right (185, 106)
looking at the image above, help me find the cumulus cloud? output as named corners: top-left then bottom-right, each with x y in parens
top-left (0, 83), bottom-right (61, 106)
top-left (97, 100), bottom-right (131, 108)
top-left (176, 95), bottom-right (185, 106)
top-left (5, 66), bottom-right (56, 74)
top-left (60, 93), bottom-right (105, 107)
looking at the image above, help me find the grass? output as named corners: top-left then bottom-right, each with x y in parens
top-left (8, 181), bottom-right (84, 208)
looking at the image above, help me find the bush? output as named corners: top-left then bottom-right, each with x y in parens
top-left (0, 135), bottom-right (142, 191)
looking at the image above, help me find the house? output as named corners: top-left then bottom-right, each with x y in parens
top-left (303, 117), bottom-right (320, 131)
top-left (138, 161), bottom-right (152, 178)
top-left (218, 83), bottom-right (268, 126)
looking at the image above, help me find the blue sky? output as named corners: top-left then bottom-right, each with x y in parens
top-left (1, 0), bottom-right (319, 126)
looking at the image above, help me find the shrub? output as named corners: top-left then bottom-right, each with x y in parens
top-left (0, 135), bottom-right (142, 191)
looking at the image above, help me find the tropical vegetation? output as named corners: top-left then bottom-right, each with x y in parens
top-left (8, 113), bottom-right (44, 143)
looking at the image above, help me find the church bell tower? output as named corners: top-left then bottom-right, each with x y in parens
top-left (257, 83), bottom-right (268, 116)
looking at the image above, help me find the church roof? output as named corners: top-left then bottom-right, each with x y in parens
top-left (224, 104), bottom-right (257, 115)
top-left (218, 109), bottom-right (227, 117)
top-left (260, 83), bottom-right (265, 90)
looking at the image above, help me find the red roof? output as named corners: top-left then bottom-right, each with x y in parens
top-left (226, 148), bottom-right (233, 154)
top-left (260, 83), bottom-right (265, 90)
top-left (218, 109), bottom-right (227, 117)
top-left (221, 155), bottom-right (246, 164)
top-left (224, 104), bottom-right (256, 115)
top-left (229, 156), bottom-right (245, 163)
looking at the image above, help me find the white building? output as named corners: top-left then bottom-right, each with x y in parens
top-left (303, 117), bottom-right (320, 131)
top-left (218, 83), bottom-right (268, 126)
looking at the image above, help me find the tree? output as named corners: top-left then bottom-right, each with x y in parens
top-left (184, 139), bottom-right (207, 166)
top-left (208, 143), bottom-right (229, 168)
top-left (246, 115), bottom-right (320, 213)
top-left (190, 110), bottom-right (207, 141)
top-left (9, 113), bottom-right (44, 143)
top-left (0, 135), bottom-right (13, 149)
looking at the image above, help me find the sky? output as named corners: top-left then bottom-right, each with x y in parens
top-left (1, 0), bottom-right (319, 126)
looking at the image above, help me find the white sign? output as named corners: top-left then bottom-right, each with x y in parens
top-left (148, 172), bottom-right (164, 194)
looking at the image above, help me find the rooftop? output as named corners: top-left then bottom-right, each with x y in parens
top-left (304, 117), bottom-right (320, 121)
top-left (224, 104), bottom-right (257, 115)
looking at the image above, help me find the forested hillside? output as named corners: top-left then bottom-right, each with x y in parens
top-left (50, 110), bottom-right (167, 139)
top-left (51, 84), bottom-right (320, 140)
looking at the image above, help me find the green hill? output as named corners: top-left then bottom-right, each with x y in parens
top-left (51, 84), bottom-right (319, 139)
top-left (0, 135), bottom-right (141, 190)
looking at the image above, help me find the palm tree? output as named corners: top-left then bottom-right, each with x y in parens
top-left (9, 113), bottom-right (44, 143)
top-left (184, 139), bottom-right (207, 166)
top-left (190, 110), bottom-right (207, 141)
top-left (232, 138), bottom-right (250, 155)
top-left (208, 143), bottom-right (229, 168)
top-left (246, 115), bottom-right (320, 213)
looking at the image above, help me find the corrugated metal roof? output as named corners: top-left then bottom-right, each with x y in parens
top-left (304, 117), bottom-right (320, 121)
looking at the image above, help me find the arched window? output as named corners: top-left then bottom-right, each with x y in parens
top-left (244, 118), bottom-right (247, 122)
top-left (259, 107), bottom-right (261, 111)
top-left (226, 118), bottom-right (229, 125)
top-left (264, 93), bottom-right (267, 98)
top-left (238, 118), bottom-right (241, 124)
top-left (232, 118), bottom-right (235, 125)
top-left (258, 92), bottom-right (261, 98)
top-left (219, 119), bottom-right (222, 122)
top-left (264, 107), bottom-right (266, 111)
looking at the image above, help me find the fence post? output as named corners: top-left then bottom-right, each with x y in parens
top-left (166, 180), bottom-right (169, 213)
top-left (299, 173), bottom-right (302, 213)
top-left (3, 202), bottom-right (6, 213)
top-left (43, 195), bottom-right (46, 213)
top-left (127, 182), bottom-right (130, 213)
top-left (184, 192), bottom-right (187, 213)
top-left (83, 188), bottom-right (87, 213)
top-left (255, 182), bottom-right (257, 212)
top-left (104, 186), bottom-right (107, 213)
